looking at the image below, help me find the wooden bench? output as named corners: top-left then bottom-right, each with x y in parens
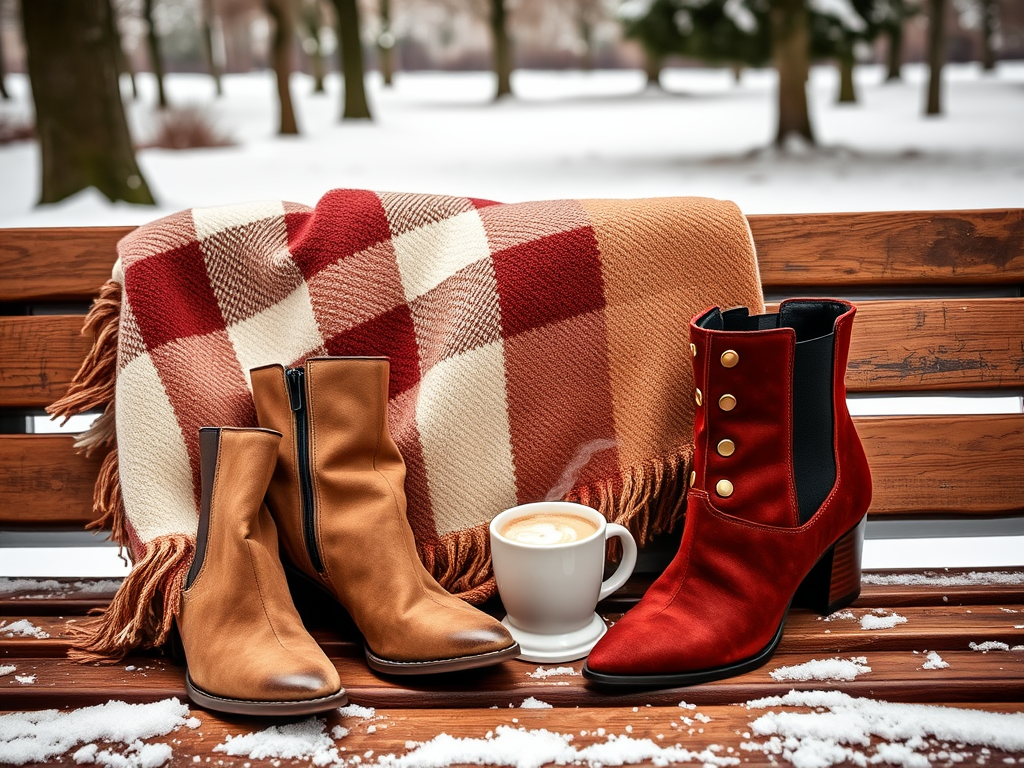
top-left (1, 210), bottom-right (1022, 766)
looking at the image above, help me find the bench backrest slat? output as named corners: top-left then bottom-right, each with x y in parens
top-left (1, 209), bottom-right (1021, 534)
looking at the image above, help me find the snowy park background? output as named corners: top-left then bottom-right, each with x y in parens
top-left (1, 60), bottom-right (1023, 576)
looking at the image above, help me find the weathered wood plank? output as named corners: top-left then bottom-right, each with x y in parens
top-left (0, 227), bottom-right (128, 302)
top-left (2, 416), bottom-right (1020, 530)
top-left (2, 211), bottom-right (1022, 305)
top-left (0, 435), bottom-right (104, 528)
top-left (750, 208), bottom-right (1024, 287)
top-left (5, 603), bottom-right (1021, 659)
top-left (0, 316), bottom-right (92, 407)
top-left (9, 298), bottom-right (1023, 409)
top-left (856, 415), bottom-right (1024, 516)
top-left (3, 570), bottom-right (1022, 618)
top-left (833, 298), bottom-right (1024, 393)
top-left (4, 703), bottom-right (1023, 768)
top-left (2, 649), bottom-right (1021, 709)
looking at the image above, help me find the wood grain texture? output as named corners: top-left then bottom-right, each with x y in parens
top-left (856, 414), bottom-right (1024, 516)
top-left (2, 703), bottom-right (1022, 768)
top-left (749, 208), bottom-right (1024, 287)
top-left (2, 416), bottom-right (1020, 530)
top-left (6, 602), bottom-right (1021, 660)
top-left (2, 570), bottom-right (1021, 618)
top-left (770, 298), bottom-right (1024, 393)
top-left (2, 210), bottom-right (1022, 304)
top-left (0, 316), bottom-right (91, 407)
top-left (0, 226), bottom-right (129, 302)
top-left (2, 648), bottom-right (1022, 709)
top-left (0, 435), bottom-right (104, 528)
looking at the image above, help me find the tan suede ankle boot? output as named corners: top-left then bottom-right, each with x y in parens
top-left (177, 427), bottom-right (348, 714)
top-left (250, 357), bottom-right (519, 674)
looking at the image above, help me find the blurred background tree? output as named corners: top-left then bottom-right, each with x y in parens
top-left (265, 0), bottom-right (299, 132)
top-left (21, 0), bottom-right (155, 204)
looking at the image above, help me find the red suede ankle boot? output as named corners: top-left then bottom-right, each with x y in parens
top-left (583, 299), bottom-right (872, 687)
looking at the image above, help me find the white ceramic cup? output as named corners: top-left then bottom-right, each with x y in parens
top-left (489, 501), bottom-right (638, 663)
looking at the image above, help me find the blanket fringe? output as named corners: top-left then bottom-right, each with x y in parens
top-left (46, 279), bottom-right (122, 454)
top-left (86, 446), bottom-right (130, 549)
top-left (566, 446), bottom-right (694, 548)
top-left (68, 534), bottom-right (195, 664)
top-left (421, 447), bottom-right (694, 604)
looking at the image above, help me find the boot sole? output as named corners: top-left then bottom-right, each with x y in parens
top-left (185, 672), bottom-right (350, 716)
top-left (365, 642), bottom-right (522, 675)
top-left (286, 563), bottom-right (522, 675)
top-left (581, 617), bottom-right (785, 688)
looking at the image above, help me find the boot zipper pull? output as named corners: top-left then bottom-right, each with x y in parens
top-left (286, 367), bottom-right (305, 412)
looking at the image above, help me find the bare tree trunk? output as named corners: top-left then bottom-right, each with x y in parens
top-left (885, 23), bottom-right (903, 81)
top-left (331, 0), bottom-right (372, 119)
top-left (378, 0), bottom-right (394, 86)
top-left (23, 0), bottom-right (155, 205)
top-left (202, 0), bottom-right (223, 96)
top-left (266, 0), bottom-right (299, 134)
top-left (0, 24), bottom-right (10, 100)
top-left (837, 49), bottom-right (856, 103)
top-left (110, 4), bottom-right (139, 100)
top-left (772, 0), bottom-right (814, 147)
top-left (925, 0), bottom-right (945, 115)
top-left (644, 51), bottom-right (662, 89)
top-left (490, 0), bottom-right (512, 99)
top-left (578, 13), bottom-right (594, 71)
top-left (980, 0), bottom-right (996, 71)
top-left (143, 0), bottom-right (169, 107)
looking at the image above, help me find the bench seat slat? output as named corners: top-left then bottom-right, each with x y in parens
top-left (2, 703), bottom-right (1022, 768)
top-left (4, 602), bottom-right (1021, 659)
top-left (2, 649), bottom-right (1021, 709)
top-left (3, 570), bottom-right (1021, 617)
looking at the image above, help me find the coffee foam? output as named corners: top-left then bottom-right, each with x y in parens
top-left (499, 513), bottom-right (598, 545)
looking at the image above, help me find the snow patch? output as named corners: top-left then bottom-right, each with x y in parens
top-left (0, 619), bottom-right (51, 639)
top-left (213, 718), bottom-right (339, 765)
top-left (526, 666), bottom-right (579, 679)
top-left (13, 675), bottom-right (35, 685)
top-left (338, 704), bottom-right (376, 720)
top-left (743, 689), bottom-right (1024, 768)
top-left (859, 611), bottom-right (908, 630)
top-left (969, 641), bottom-right (1010, 652)
top-left (0, 665), bottom-right (15, 677)
top-left (0, 698), bottom-right (188, 765)
top-left (822, 611), bottom-right (855, 622)
top-left (770, 657), bottom-right (871, 682)
top-left (73, 740), bottom-right (173, 768)
top-left (370, 725), bottom-right (740, 768)
top-left (519, 698), bottom-right (553, 709)
top-left (861, 571), bottom-right (1024, 587)
top-left (922, 651), bottom-right (949, 670)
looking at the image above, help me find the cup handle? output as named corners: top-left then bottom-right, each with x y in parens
top-left (598, 523), bottom-right (638, 601)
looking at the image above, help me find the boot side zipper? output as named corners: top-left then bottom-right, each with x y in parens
top-left (286, 367), bottom-right (325, 574)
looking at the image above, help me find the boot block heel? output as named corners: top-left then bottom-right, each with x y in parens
top-left (793, 516), bottom-right (866, 616)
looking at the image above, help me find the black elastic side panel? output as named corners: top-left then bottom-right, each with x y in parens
top-left (696, 307), bottom-right (725, 329)
top-left (186, 428), bottom-right (221, 589)
top-left (792, 333), bottom-right (837, 524)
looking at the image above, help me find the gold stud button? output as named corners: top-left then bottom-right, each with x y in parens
top-left (716, 479), bottom-right (734, 498)
top-left (719, 393), bottom-right (737, 411)
top-left (717, 439), bottom-right (736, 457)
top-left (695, 388), bottom-right (703, 406)
top-left (689, 470), bottom-right (696, 487)
top-left (721, 350), bottom-right (739, 368)
top-left (690, 342), bottom-right (697, 358)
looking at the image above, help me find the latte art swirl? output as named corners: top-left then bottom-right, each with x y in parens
top-left (499, 513), bottom-right (599, 545)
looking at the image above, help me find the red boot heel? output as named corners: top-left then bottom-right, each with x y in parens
top-left (793, 516), bottom-right (866, 616)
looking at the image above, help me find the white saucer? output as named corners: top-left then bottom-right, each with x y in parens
top-left (501, 613), bottom-right (608, 663)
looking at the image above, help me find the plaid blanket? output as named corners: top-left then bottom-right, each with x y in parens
top-left (52, 189), bottom-right (763, 660)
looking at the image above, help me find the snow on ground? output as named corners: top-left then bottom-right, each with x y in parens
top-left (1, 61), bottom-right (1023, 227)
top-left (769, 657), bottom-right (871, 682)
